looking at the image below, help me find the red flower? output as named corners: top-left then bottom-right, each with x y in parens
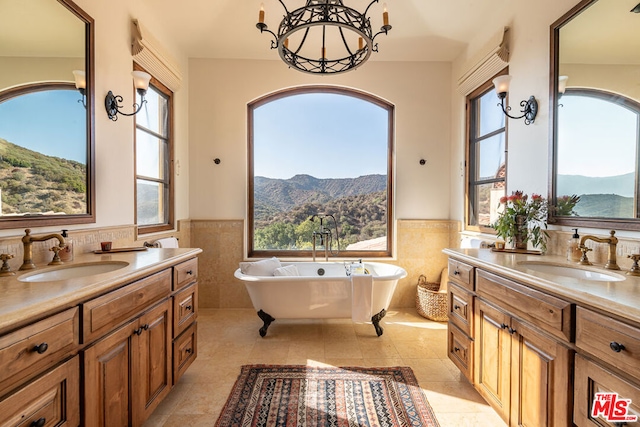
top-left (499, 196), bottom-right (508, 204)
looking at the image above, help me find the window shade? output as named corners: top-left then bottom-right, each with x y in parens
top-left (457, 27), bottom-right (510, 96)
top-left (131, 19), bottom-right (183, 92)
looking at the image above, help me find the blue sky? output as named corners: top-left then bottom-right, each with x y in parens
top-left (253, 92), bottom-right (389, 179)
top-left (0, 89), bottom-right (86, 163)
top-left (558, 94), bottom-right (636, 177)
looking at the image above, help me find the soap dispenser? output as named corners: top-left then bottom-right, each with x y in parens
top-left (567, 228), bottom-right (581, 262)
top-left (60, 229), bottom-right (74, 262)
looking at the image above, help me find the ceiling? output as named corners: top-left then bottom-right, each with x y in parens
top-left (136, 0), bottom-right (513, 62)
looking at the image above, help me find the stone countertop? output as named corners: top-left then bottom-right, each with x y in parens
top-left (0, 247), bottom-right (202, 334)
top-left (443, 248), bottom-right (640, 325)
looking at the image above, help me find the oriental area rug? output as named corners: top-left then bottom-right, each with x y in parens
top-left (215, 364), bottom-right (440, 427)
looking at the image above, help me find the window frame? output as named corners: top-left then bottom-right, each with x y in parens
top-left (465, 69), bottom-right (508, 233)
top-left (549, 87), bottom-right (640, 226)
top-left (134, 64), bottom-right (174, 234)
top-left (247, 86), bottom-right (394, 259)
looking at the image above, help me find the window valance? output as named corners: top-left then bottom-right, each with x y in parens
top-left (131, 19), bottom-right (183, 92)
top-left (457, 27), bottom-right (510, 96)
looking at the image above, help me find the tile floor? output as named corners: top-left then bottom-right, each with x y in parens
top-left (143, 308), bottom-right (507, 427)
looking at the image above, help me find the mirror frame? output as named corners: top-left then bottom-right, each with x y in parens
top-left (0, 0), bottom-right (95, 230)
top-left (549, 0), bottom-right (640, 230)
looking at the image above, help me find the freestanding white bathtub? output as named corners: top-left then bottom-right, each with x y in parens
top-left (233, 261), bottom-right (407, 337)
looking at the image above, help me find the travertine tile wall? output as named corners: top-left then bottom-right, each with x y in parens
top-left (190, 219), bottom-right (459, 309)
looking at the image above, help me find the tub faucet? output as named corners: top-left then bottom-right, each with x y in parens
top-left (578, 230), bottom-right (620, 270)
top-left (20, 229), bottom-right (66, 270)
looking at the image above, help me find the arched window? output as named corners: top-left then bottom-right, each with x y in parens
top-left (555, 88), bottom-right (640, 219)
top-left (248, 86), bottom-right (394, 258)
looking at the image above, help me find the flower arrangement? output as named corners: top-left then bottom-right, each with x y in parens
top-left (552, 194), bottom-right (581, 216)
top-left (492, 191), bottom-right (549, 251)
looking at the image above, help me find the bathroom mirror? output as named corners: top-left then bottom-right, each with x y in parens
top-left (0, 0), bottom-right (94, 229)
top-left (549, 0), bottom-right (640, 229)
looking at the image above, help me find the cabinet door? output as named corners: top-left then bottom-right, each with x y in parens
top-left (132, 299), bottom-right (172, 427)
top-left (475, 299), bottom-right (511, 423)
top-left (510, 318), bottom-right (573, 427)
top-left (84, 320), bottom-right (135, 427)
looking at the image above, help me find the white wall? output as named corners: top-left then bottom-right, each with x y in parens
top-left (0, 0), bottom-right (190, 238)
top-left (188, 59), bottom-right (452, 221)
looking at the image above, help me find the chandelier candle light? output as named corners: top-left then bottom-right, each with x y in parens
top-left (256, 0), bottom-right (392, 74)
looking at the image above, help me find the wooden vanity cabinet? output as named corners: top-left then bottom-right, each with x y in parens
top-left (447, 260), bottom-right (475, 382)
top-left (447, 258), bottom-right (573, 427)
top-left (475, 297), bottom-right (572, 426)
top-left (84, 298), bottom-right (172, 427)
top-left (574, 307), bottom-right (640, 426)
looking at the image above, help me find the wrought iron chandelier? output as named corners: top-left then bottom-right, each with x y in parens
top-left (256, 0), bottom-right (392, 75)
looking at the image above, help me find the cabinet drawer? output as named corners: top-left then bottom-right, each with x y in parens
top-left (576, 307), bottom-right (640, 380)
top-left (476, 270), bottom-right (572, 342)
top-left (0, 355), bottom-right (80, 427)
top-left (448, 322), bottom-right (473, 382)
top-left (174, 258), bottom-right (198, 291)
top-left (0, 307), bottom-right (79, 396)
top-left (173, 322), bottom-right (197, 384)
top-left (83, 269), bottom-right (171, 342)
top-left (448, 258), bottom-right (474, 291)
top-left (574, 354), bottom-right (640, 426)
top-left (173, 282), bottom-right (198, 338)
top-left (448, 283), bottom-right (473, 336)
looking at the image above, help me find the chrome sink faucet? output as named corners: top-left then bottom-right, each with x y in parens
top-left (578, 230), bottom-right (620, 270)
top-left (20, 229), bottom-right (66, 271)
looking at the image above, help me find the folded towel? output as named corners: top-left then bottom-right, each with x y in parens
top-left (351, 273), bottom-right (373, 323)
top-left (273, 264), bottom-right (300, 276)
top-left (154, 237), bottom-right (179, 248)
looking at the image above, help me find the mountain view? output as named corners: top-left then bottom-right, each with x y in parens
top-left (557, 172), bottom-right (634, 218)
top-left (254, 174), bottom-right (387, 250)
top-left (0, 138), bottom-right (86, 215)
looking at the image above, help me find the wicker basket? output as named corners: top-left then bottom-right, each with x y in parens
top-left (416, 274), bottom-right (448, 321)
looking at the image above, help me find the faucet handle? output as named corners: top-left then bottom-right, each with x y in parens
top-left (48, 246), bottom-right (64, 266)
top-left (0, 254), bottom-right (15, 277)
top-left (627, 254), bottom-right (640, 276)
top-left (578, 245), bottom-right (593, 265)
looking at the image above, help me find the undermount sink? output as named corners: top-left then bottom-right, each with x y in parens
top-left (518, 262), bottom-right (625, 282)
top-left (19, 261), bottom-right (129, 283)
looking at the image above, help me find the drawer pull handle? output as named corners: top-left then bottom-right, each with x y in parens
top-left (185, 348), bottom-right (193, 354)
top-left (453, 304), bottom-right (461, 310)
top-left (610, 341), bottom-right (626, 353)
top-left (185, 305), bottom-right (193, 311)
top-left (453, 270), bottom-right (460, 276)
top-left (500, 323), bottom-right (509, 330)
top-left (31, 418), bottom-right (46, 427)
top-left (133, 324), bottom-right (149, 336)
top-left (508, 327), bottom-right (517, 335)
top-left (453, 347), bottom-right (460, 352)
top-left (33, 342), bottom-right (48, 354)
top-left (186, 270), bottom-right (193, 275)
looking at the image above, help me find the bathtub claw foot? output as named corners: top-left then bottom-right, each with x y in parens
top-left (371, 308), bottom-right (387, 336)
top-left (257, 310), bottom-right (275, 337)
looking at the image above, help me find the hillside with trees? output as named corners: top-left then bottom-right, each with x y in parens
top-left (0, 138), bottom-right (86, 215)
top-left (254, 174), bottom-right (387, 250)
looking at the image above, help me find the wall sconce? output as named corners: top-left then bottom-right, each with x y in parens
top-left (558, 75), bottom-right (569, 99)
top-left (105, 71), bottom-right (152, 121)
top-left (492, 75), bottom-right (538, 125)
top-left (72, 70), bottom-right (86, 107)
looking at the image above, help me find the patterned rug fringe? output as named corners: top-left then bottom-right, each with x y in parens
top-left (215, 364), bottom-right (440, 427)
